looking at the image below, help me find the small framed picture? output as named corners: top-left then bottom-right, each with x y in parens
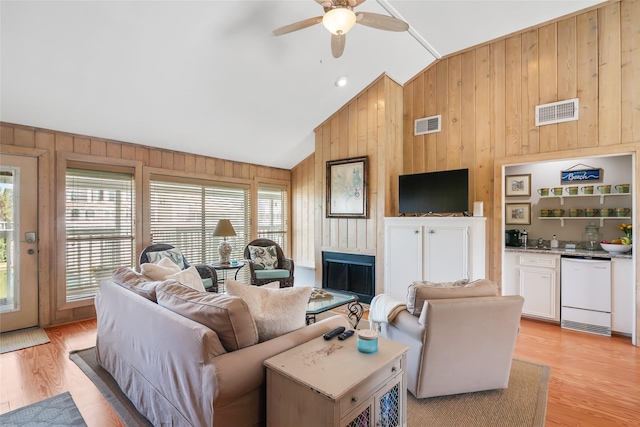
top-left (505, 174), bottom-right (531, 197)
top-left (505, 203), bottom-right (531, 225)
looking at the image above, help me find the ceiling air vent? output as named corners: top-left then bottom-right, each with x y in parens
top-left (535, 98), bottom-right (579, 126)
top-left (414, 115), bottom-right (441, 136)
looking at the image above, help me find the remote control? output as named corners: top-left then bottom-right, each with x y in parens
top-left (338, 330), bottom-right (355, 340)
top-left (323, 326), bottom-right (346, 340)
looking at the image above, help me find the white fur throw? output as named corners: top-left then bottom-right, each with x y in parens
top-left (225, 279), bottom-right (312, 342)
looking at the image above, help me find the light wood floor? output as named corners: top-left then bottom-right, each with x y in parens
top-left (1, 318), bottom-right (638, 426)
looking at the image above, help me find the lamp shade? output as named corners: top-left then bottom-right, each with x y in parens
top-left (322, 8), bottom-right (356, 35)
top-left (213, 219), bottom-right (236, 237)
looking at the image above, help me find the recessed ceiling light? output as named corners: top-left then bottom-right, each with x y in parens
top-left (335, 75), bottom-right (348, 87)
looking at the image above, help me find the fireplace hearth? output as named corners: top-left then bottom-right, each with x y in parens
top-left (322, 251), bottom-right (375, 304)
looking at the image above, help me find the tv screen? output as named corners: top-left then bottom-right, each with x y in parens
top-left (399, 169), bottom-right (469, 215)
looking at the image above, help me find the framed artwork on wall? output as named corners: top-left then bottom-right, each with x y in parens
top-left (505, 174), bottom-right (531, 197)
top-left (505, 203), bottom-right (531, 225)
top-left (326, 156), bottom-right (368, 218)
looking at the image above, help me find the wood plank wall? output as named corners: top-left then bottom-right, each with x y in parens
top-left (302, 75), bottom-right (403, 291)
top-left (0, 123), bottom-right (290, 326)
top-left (402, 0), bottom-right (640, 339)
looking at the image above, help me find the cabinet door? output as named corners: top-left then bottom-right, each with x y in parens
top-left (519, 267), bottom-right (558, 320)
top-left (373, 374), bottom-right (403, 427)
top-left (424, 226), bottom-right (468, 282)
top-left (385, 225), bottom-right (422, 302)
top-left (502, 252), bottom-right (520, 296)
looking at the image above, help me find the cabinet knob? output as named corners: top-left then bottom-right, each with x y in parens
top-left (391, 366), bottom-right (397, 373)
top-left (414, 230), bottom-right (419, 234)
top-left (351, 396), bottom-right (358, 403)
top-left (428, 229), bottom-right (435, 234)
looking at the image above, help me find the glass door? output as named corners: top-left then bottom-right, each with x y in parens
top-left (0, 154), bottom-right (39, 332)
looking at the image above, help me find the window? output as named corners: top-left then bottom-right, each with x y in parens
top-left (149, 177), bottom-right (250, 276)
top-left (65, 168), bottom-right (135, 301)
top-left (257, 185), bottom-right (289, 255)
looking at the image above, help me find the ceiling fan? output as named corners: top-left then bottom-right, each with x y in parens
top-left (273, 0), bottom-right (409, 58)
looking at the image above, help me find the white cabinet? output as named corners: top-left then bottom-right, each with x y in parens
top-left (612, 258), bottom-right (634, 335)
top-left (503, 252), bottom-right (560, 322)
top-left (384, 217), bottom-right (486, 302)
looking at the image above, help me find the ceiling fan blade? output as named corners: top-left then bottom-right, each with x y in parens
top-left (315, 0), bottom-right (333, 7)
top-left (331, 34), bottom-right (346, 58)
top-left (273, 16), bottom-right (323, 36)
top-left (356, 12), bottom-right (409, 32)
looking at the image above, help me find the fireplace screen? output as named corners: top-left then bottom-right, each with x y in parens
top-left (322, 252), bottom-right (375, 304)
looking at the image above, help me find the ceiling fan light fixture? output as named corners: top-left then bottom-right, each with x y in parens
top-left (322, 8), bottom-right (356, 35)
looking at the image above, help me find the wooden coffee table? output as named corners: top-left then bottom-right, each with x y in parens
top-left (306, 288), bottom-right (364, 328)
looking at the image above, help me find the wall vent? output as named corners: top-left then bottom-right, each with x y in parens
top-left (414, 115), bottom-right (441, 135)
top-left (535, 98), bottom-right (579, 126)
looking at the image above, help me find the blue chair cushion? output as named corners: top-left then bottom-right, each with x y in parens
top-left (254, 269), bottom-right (291, 280)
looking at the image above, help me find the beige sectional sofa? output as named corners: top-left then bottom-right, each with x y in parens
top-left (95, 269), bottom-right (349, 426)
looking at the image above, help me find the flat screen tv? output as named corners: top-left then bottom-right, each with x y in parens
top-left (399, 169), bottom-right (469, 215)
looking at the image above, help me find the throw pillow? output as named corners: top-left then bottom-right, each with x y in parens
top-left (140, 257), bottom-right (181, 279)
top-left (145, 248), bottom-right (186, 270)
top-left (407, 279), bottom-right (497, 317)
top-left (166, 267), bottom-right (206, 292)
top-left (156, 280), bottom-right (258, 352)
top-left (247, 245), bottom-right (278, 270)
top-left (141, 258), bottom-right (205, 292)
top-left (111, 267), bottom-right (162, 302)
top-left (225, 279), bottom-right (313, 342)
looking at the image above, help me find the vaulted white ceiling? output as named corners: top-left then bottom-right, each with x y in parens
top-left (1, 0), bottom-right (605, 169)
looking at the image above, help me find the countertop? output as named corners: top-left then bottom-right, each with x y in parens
top-left (505, 246), bottom-right (632, 260)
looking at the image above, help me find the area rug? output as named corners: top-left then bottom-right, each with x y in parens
top-left (407, 359), bottom-right (550, 427)
top-left (69, 348), bottom-right (152, 426)
top-left (0, 391), bottom-right (86, 426)
top-left (0, 328), bottom-right (50, 354)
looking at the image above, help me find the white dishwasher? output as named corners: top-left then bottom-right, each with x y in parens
top-left (561, 256), bottom-right (612, 336)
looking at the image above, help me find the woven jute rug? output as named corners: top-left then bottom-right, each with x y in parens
top-left (0, 327), bottom-right (50, 354)
top-left (407, 359), bottom-right (550, 427)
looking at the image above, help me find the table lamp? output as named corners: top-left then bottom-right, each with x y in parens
top-left (213, 219), bottom-right (236, 264)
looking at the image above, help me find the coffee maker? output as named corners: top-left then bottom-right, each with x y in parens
top-left (505, 229), bottom-right (523, 247)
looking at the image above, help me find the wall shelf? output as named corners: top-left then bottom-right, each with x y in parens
top-left (537, 216), bottom-right (631, 227)
top-left (539, 193), bottom-right (630, 205)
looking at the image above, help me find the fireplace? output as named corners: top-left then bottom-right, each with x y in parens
top-left (322, 251), bottom-right (375, 304)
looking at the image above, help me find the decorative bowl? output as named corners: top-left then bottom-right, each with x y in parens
top-left (600, 243), bottom-right (632, 254)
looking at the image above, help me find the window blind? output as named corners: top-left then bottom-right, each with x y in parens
top-left (65, 168), bottom-right (135, 301)
top-left (149, 178), bottom-right (250, 280)
top-left (257, 186), bottom-right (289, 256)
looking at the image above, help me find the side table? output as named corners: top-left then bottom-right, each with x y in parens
top-left (265, 335), bottom-right (408, 427)
top-left (210, 261), bottom-right (245, 292)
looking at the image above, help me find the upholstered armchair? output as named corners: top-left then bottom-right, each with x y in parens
top-left (243, 239), bottom-right (294, 288)
top-left (139, 243), bottom-right (218, 292)
top-left (377, 280), bottom-right (524, 399)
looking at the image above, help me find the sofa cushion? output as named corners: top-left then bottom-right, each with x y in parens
top-left (225, 279), bottom-right (312, 342)
top-left (145, 248), bottom-right (186, 269)
top-left (111, 267), bottom-right (162, 302)
top-left (407, 279), bottom-right (498, 316)
top-left (156, 281), bottom-right (258, 352)
top-left (141, 258), bottom-right (205, 292)
top-left (247, 245), bottom-right (278, 270)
